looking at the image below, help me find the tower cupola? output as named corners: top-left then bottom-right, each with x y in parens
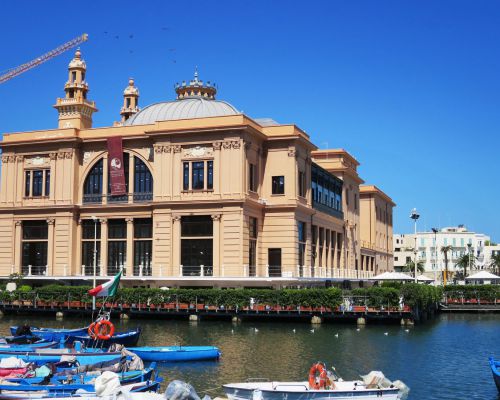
top-left (175, 68), bottom-right (217, 100)
top-left (120, 78), bottom-right (140, 122)
top-left (54, 49), bottom-right (97, 129)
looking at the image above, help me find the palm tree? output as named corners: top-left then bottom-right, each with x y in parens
top-left (402, 260), bottom-right (425, 276)
top-left (489, 253), bottom-right (500, 275)
top-left (455, 252), bottom-right (476, 279)
top-left (441, 245), bottom-right (453, 286)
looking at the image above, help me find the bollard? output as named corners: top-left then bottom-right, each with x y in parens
top-left (120, 313), bottom-right (130, 320)
top-left (357, 317), bottom-right (366, 326)
top-left (55, 311), bottom-right (64, 319)
top-left (232, 316), bottom-right (241, 323)
top-left (189, 314), bottom-right (198, 322)
top-left (311, 315), bottom-right (322, 325)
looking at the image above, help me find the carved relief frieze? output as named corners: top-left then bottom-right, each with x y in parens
top-left (182, 146), bottom-right (213, 159)
top-left (46, 218), bottom-right (55, 225)
top-left (49, 152), bottom-right (58, 161)
top-left (8, 156), bottom-right (15, 163)
top-left (212, 141), bottom-right (222, 150)
top-left (1, 155), bottom-right (9, 163)
top-left (24, 155), bottom-right (50, 167)
top-left (288, 148), bottom-right (296, 157)
top-left (172, 145), bottom-right (182, 153)
top-left (222, 141), bottom-right (232, 150)
top-left (82, 151), bottom-right (93, 164)
top-left (231, 140), bottom-right (241, 149)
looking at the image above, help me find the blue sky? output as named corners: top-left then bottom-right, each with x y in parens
top-left (1, 0), bottom-right (499, 240)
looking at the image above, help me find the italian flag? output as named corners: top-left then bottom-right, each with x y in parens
top-left (88, 271), bottom-right (122, 297)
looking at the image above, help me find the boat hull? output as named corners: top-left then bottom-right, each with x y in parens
top-left (0, 350), bottom-right (121, 366)
top-left (128, 345), bottom-right (221, 362)
top-left (490, 357), bottom-right (500, 392)
top-left (65, 328), bottom-right (141, 348)
top-left (10, 326), bottom-right (88, 342)
top-left (223, 382), bottom-right (401, 400)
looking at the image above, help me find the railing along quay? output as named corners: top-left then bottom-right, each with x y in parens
top-left (0, 296), bottom-right (414, 324)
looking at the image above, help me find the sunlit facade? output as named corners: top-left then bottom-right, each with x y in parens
top-left (0, 51), bottom-right (395, 287)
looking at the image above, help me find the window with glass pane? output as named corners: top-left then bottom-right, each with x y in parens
top-left (32, 171), bottom-right (43, 196)
top-left (134, 218), bottom-right (152, 238)
top-left (272, 176), bottom-right (285, 194)
top-left (181, 216), bottom-right (213, 276)
top-left (134, 240), bottom-right (152, 276)
top-left (45, 170), bottom-right (50, 196)
top-left (82, 220), bottom-right (101, 239)
top-left (249, 163), bottom-right (257, 192)
top-left (207, 161), bottom-right (213, 189)
top-left (81, 242), bottom-right (101, 275)
top-left (249, 217), bottom-right (257, 277)
top-left (21, 221), bottom-right (48, 275)
top-left (298, 221), bottom-right (306, 275)
top-left (192, 161), bottom-right (204, 190)
top-left (108, 219), bottom-right (126, 239)
top-left (108, 241), bottom-right (126, 274)
top-left (23, 221), bottom-right (48, 239)
top-left (298, 171), bottom-right (305, 197)
top-left (134, 157), bottom-right (153, 201)
top-left (25, 171), bottom-right (31, 197)
top-left (181, 216), bottom-right (213, 236)
top-left (83, 159), bottom-right (103, 203)
top-left (183, 162), bottom-right (189, 190)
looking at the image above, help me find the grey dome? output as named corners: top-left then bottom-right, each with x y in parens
top-left (125, 98), bottom-right (239, 125)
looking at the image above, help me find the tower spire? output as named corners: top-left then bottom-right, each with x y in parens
top-left (175, 68), bottom-right (217, 100)
top-left (53, 49), bottom-right (97, 129)
top-left (120, 78), bottom-right (140, 122)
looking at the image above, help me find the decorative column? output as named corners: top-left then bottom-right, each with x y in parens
top-left (49, 153), bottom-right (57, 203)
top-left (15, 156), bottom-right (24, 205)
top-left (172, 215), bottom-right (181, 276)
top-left (212, 214), bottom-right (221, 277)
top-left (14, 221), bottom-right (22, 272)
top-left (126, 217), bottom-right (134, 275)
top-left (213, 142), bottom-right (222, 195)
top-left (128, 156), bottom-right (135, 203)
top-left (46, 218), bottom-right (55, 276)
top-left (99, 219), bottom-right (108, 276)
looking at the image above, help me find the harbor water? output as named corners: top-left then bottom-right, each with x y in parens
top-left (0, 313), bottom-right (498, 400)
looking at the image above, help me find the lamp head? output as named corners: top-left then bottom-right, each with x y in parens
top-left (432, 228), bottom-right (438, 234)
top-left (410, 208), bottom-right (420, 221)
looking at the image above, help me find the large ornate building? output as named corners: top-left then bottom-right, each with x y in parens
top-left (0, 50), bottom-right (395, 287)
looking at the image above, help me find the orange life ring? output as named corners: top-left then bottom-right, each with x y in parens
top-left (93, 320), bottom-right (115, 340)
top-left (308, 362), bottom-right (328, 390)
top-left (88, 323), bottom-right (97, 339)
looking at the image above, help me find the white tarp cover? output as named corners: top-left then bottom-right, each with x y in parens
top-left (369, 272), bottom-right (414, 281)
top-left (0, 357), bottom-right (27, 368)
top-left (465, 271), bottom-right (500, 280)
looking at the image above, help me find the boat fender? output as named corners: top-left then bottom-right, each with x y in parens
top-left (94, 320), bottom-right (115, 340)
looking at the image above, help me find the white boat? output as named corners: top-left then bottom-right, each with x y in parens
top-left (223, 364), bottom-right (409, 400)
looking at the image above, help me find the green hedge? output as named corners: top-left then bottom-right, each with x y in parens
top-left (0, 284), bottom-right (445, 311)
top-left (443, 285), bottom-right (499, 301)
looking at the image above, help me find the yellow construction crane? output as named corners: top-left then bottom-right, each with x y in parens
top-left (0, 33), bottom-right (88, 85)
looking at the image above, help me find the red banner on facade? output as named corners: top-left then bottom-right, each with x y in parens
top-left (107, 136), bottom-right (126, 196)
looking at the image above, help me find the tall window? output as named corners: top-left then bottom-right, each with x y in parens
top-left (249, 163), bottom-right (257, 192)
top-left (24, 170), bottom-right (50, 197)
top-left (298, 221), bottom-right (306, 277)
top-left (298, 170), bottom-right (306, 197)
top-left (81, 220), bottom-right (101, 276)
top-left (249, 217), bottom-right (258, 277)
top-left (21, 221), bottom-right (48, 276)
top-left (83, 155), bottom-right (153, 204)
top-left (134, 218), bottom-right (152, 276)
top-left (134, 158), bottom-right (153, 201)
top-left (83, 159), bottom-right (103, 203)
top-left (319, 228), bottom-right (324, 268)
top-left (181, 216), bottom-right (213, 276)
top-left (182, 160), bottom-right (214, 191)
top-left (311, 225), bottom-right (317, 277)
top-left (107, 219), bottom-right (126, 275)
top-left (311, 163), bottom-right (343, 217)
top-left (272, 176), bottom-right (285, 195)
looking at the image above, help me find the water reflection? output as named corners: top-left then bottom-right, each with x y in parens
top-left (0, 314), bottom-right (498, 399)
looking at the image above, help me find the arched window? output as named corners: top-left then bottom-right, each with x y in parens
top-left (82, 154), bottom-right (152, 204)
top-left (134, 157), bottom-right (153, 201)
top-left (83, 159), bottom-right (103, 204)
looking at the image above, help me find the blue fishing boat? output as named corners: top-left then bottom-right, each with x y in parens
top-left (128, 345), bottom-right (221, 362)
top-left (6, 363), bottom-right (157, 386)
top-left (490, 357), bottom-right (500, 392)
top-left (0, 341), bottom-right (58, 351)
top-left (65, 327), bottom-right (141, 348)
top-left (10, 326), bottom-right (89, 342)
top-left (0, 348), bottom-right (122, 366)
top-left (0, 379), bottom-right (161, 399)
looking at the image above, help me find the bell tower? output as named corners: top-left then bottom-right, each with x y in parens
top-left (54, 49), bottom-right (97, 129)
top-left (120, 78), bottom-right (140, 122)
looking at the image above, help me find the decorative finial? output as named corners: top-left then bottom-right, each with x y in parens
top-left (74, 48), bottom-right (81, 59)
top-left (194, 66), bottom-right (198, 80)
top-left (129, 78), bottom-right (134, 86)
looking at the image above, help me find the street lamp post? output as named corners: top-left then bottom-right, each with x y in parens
top-left (410, 208), bottom-right (420, 283)
top-left (91, 216), bottom-right (98, 312)
top-left (432, 228), bottom-right (439, 285)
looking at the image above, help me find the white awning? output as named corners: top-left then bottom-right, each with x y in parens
top-left (417, 274), bottom-right (434, 282)
top-left (369, 272), bottom-right (414, 281)
top-left (465, 271), bottom-right (500, 280)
